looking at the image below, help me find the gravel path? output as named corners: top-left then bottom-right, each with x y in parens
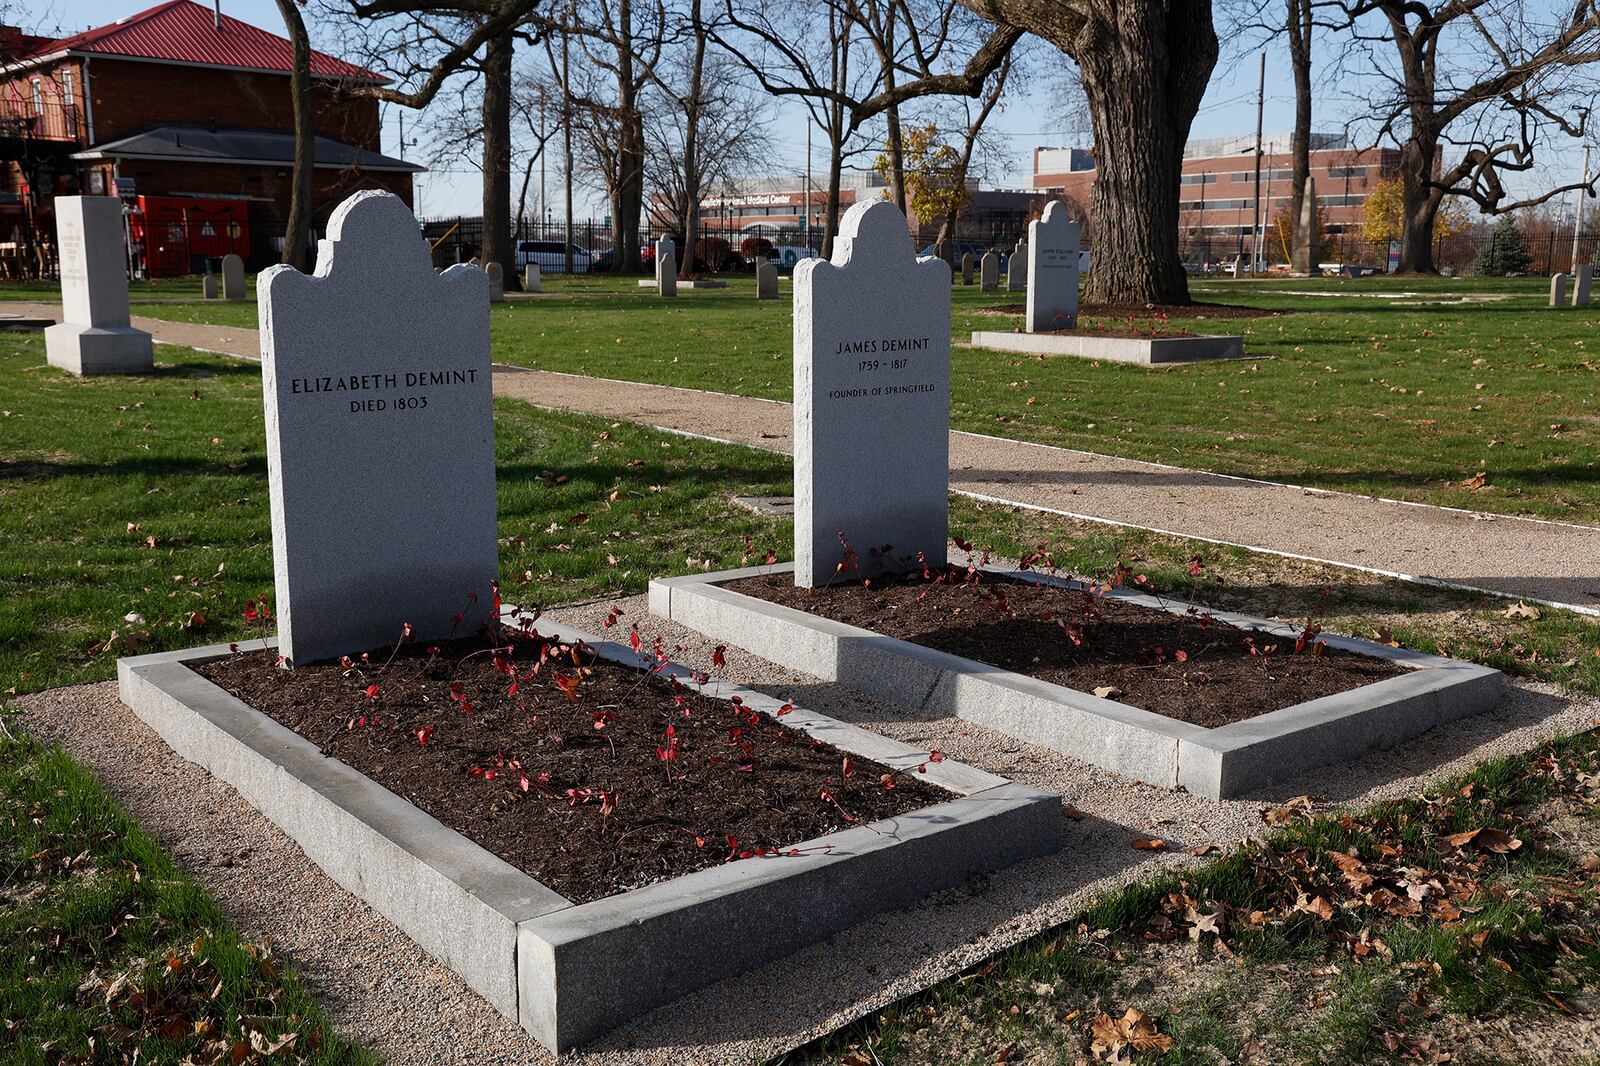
top-left (13, 302), bottom-right (1598, 612)
top-left (14, 597), bottom-right (1599, 1065)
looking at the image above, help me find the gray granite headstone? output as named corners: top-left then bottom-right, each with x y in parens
top-left (258, 190), bottom-right (496, 667)
top-left (655, 235), bottom-right (675, 284)
top-left (1551, 273), bottom-right (1568, 307)
top-left (1008, 239), bottom-right (1026, 291)
top-left (44, 195), bottom-right (153, 375)
top-left (793, 199), bottom-right (949, 587)
top-left (486, 261), bottom-right (504, 302)
top-left (222, 253), bottom-right (246, 300)
top-left (202, 273), bottom-right (219, 300)
top-left (524, 263), bottom-right (541, 293)
top-left (756, 261), bottom-right (778, 300)
top-left (1026, 201), bottom-right (1081, 333)
top-left (960, 251), bottom-right (973, 285)
top-left (979, 251), bottom-right (999, 291)
top-left (659, 250), bottom-right (677, 296)
top-left (1573, 264), bottom-right (1592, 307)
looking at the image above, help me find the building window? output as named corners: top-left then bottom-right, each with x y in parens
top-left (31, 78), bottom-right (43, 115)
top-left (61, 71), bottom-right (73, 108)
top-left (1181, 173), bottom-right (1216, 185)
top-left (1328, 166), bottom-right (1366, 179)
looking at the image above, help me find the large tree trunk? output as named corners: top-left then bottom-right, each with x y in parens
top-left (276, 0), bottom-right (315, 271)
top-left (1286, 0), bottom-right (1312, 230)
top-left (1397, 134), bottom-right (1441, 273)
top-left (823, 138), bottom-right (844, 260)
top-left (481, 28), bottom-right (516, 289)
top-left (679, 0), bottom-right (705, 276)
top-left (611, 0), bottom-right (646, 272)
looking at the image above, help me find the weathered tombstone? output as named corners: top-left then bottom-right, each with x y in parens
top-left (201, 273), bottom-right (219, 300)
top-left (258, 189), bottom-right (496, 667)
top-left (1026, 200), bottom-right (1082, 333)
top-left (655, 235), bottom-right (675, 284)
top-left (524, 262), bottom-right (541, 293)
top-left (659, 250), bottom-right (677, 296)
top-left (1008, 239), bottom-right (1026, 291)
top-left (45, 195), bottom-right (153, 375)
top-left (961, 251), bottom-right (974, 285)
top-left (979, 251), bottom-right (999, 291)
top-left (1551, 273), bottom-right (1569, 307)
top-left (1231, 257), bottom-right (1243, 279)
top-left (485, 261), bottom-right (504, 302)
top-left (1291, 176), bottom-right (1321, 275)
top-left (1573, 264), bottom-right (1592, 307)
top-left (793, 198), bottom-right (949, 587)
top-left (756, 261), bottom-right (778, 300)
top-left (222, 253), bottom-right (246, 300)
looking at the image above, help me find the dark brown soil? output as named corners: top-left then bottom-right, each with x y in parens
top-left (196, 626), bottom-right (947, 903)
top-left (720, 569), bottom-right (1408, 728)
top-left (979, 301), bottom-right (1278, 320)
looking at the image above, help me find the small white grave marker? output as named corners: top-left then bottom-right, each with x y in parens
top-left (45, 195), bottom-right (153, 375)
top-left (1551, 273), bottom-right (1569, 307)
top-left (793, 199), bottom-right (949, 587)
top-left (1008, 239), bottom-right (1026, 291)
top-left (1573, 264), bottom-right (1592, 307)
top-left (655, 235), bottom-right (675, 284)
top-left (659, 250), bottom-right (677, 296)
top-left (222, 253), bottom-right (246, 300)
top-left (1026, 201), bottom-right (1081, 333)
top-left (486, 261), bottom-right (504, 302)
top-left (524, 263), bottom-right (541, 292)
top-left (202, 273), bottom-right (219, 300)
top-left (979, 251), bottom-right (999, 291)
top-left (259, 190), bottom-right (497, 666)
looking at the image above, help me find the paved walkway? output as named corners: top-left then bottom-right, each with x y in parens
top-left (15, 301), bottom-right (1600, 613)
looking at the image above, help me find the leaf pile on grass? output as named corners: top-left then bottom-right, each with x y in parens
top-left (0, 732), bottom-right (370, 1065)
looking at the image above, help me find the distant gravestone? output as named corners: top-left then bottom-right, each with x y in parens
top-left (979, 251), bottom-right (999, 291)
top-left (960, 251), bottom-right (974, 285)
top-left (655, 235), bottom-right (675, 285)
top-left (1551, 273), bottom-right (1569, 307)
top-left (222, 253), bottom-right (246, 300)
top-left (659, 250), bottom-right (677, 296)
top-left (202, 273), bottom-right (219, 300)
top-left (793, 199), bottom-right (949, 587)
top-left (258, 190), bottom-right (497, 667)
top-left (524, 263), bottom-right (541, 293)
top-left (1007, 239), bottom-right (1026, 291)
top-left (1291, 176), bottom-right (1321, 275)
top-left (1026, 200), bottom-right (1081, 333)
top-left (756, 261), bottom-right (778, 300)
top-left (45, 195), bottom-right (153, 375)
top-left (1573, 264), bottom-right (1592, 307)
top-left (485, 261), bottom-right (504, 302)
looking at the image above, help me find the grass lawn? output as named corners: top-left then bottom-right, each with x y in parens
top-left (36, 270), bottom-right (1596, 524)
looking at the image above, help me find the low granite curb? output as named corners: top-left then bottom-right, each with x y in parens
top-left (969, 329), bottom-right (1246, 364)
top-left (117, 620), bottom-right (1062, 1052)
top-left (648, 564), bottom-right (1505, 799)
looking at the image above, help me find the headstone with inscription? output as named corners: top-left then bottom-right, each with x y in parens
top-left (757, 261), bottom-right (778, 300)
top-left (980, 251), bottom-right (999, 291)
top-left (659, 250), bottom-right (677, 296)
top-left (961, 251), bottom-right (973, 285)
top-left (1551, 273), bottom-right (1569, 307)
top-left (1573, 263), bottom-right (1592, 307)
top-left (1026, 201), bottom-right (1081, 333)
top-left (793, 199), bottom-right (949, 587)
top-left (524, 263), bottom-right (541, 293)
top-left (202, 273), bottom-right (219, 300)
top-left (222, 253), bottom-right (246, 300)
top-left (258, 189), bottom-right (497, 667)
top-left (486, 261), bottom-right (504, 302)
top-left (1008, 239), bottom-right (1026, 291)
top-left (45, 196), bottom-right (153, 375)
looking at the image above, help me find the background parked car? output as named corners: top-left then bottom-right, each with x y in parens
top-left (515, 240), bottom-right (593, 274)
top-left (590, 245), bottom-right (654, 273)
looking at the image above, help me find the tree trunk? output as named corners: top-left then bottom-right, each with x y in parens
top-left (276, 0), bottom-right (315, 271)
top-left (1396, 135), bottom-right (1441, 273)
top-left (612, 0), bottom-right (646, 272)
top-left (1286, 0), bottom-right (1311, 232)
top-left (679, 0), bottom-right (705, 276)
top-left (823, 138), bottom-right (844, 260)
top-left (481, 28), bottom-right (516, 289)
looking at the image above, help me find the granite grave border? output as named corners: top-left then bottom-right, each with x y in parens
top-left (116, 616), bottom-right (1061, 1052)
top-left (648, 563), bottom-right (1504, 799)
top-left (969, 329), bottom-right (1248, 365)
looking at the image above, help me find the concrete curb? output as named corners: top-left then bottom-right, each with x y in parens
top-left (117, 621), bottom-right (1062, 1052)
top-left (970, 329), bottom-right (1246, 364)
top-left (648, 565), bottom-right (1505, 799)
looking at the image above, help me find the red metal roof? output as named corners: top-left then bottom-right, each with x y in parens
top-left (32, 0), bottom-right (384, 82)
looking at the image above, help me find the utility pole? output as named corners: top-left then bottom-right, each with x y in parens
top-left (1250, 51), bottom-right (1265, 273)
top-left (804, 120), bottom-right (812, 249)
top-left (1572, 143), bottom-right (1590, 273)
top-left (561, 5), bottom-right (573, 274)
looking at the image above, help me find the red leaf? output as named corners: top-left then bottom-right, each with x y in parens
top-left (842, 755), bottom-right (856, 778)
top-left (712, 645), bottom-right (726, 669)
top-left (363, 684), bottom-right (381, 700)
top-left (415, 725), bottom-right (434, 746)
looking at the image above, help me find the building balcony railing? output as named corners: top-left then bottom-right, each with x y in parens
top-left (0, 96), bottom-right (79, 143)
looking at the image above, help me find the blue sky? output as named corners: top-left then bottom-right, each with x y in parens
top-left (53, 0), bottom-right (1591, 220)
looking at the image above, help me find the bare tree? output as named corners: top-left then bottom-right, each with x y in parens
top-left (1340, 0), bottom-right (1600, 273)
top-left (274, 0), bottom-right (317, 270)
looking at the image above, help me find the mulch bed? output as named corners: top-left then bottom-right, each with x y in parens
top-left (720, 568), bottom-right (1408, 728)
top-left (978, 301), bottom-right (1278, 320)
top-left (196, 624), bottom-right (947, 904)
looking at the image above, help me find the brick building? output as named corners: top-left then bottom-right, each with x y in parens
top-left (1033, 133), bottom-right (1402, 258)
top-left (0, 0), bottom-right (419, 276)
